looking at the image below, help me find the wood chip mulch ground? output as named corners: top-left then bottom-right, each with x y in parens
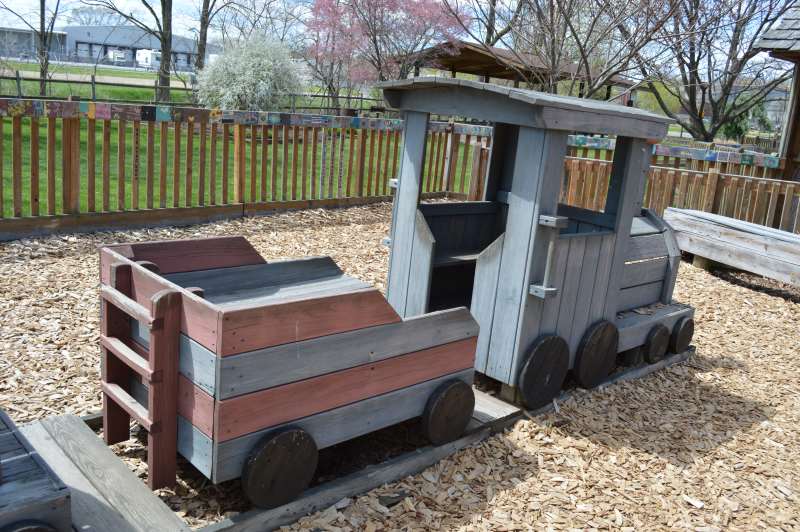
top-left (1, 203), bottom-right (798, 530)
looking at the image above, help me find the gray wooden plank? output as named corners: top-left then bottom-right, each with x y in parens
top-left (603, 138), bottom-right (652, 318)
top-left (20, 421), bottom-right (136, 532)
top-left (631, 216), bottom-right (663, 236)
top-left (218, 307), bottom-right (478, 398)
top-left (616, 303), bottom-right (694, 351)
top-left (626, 233), bottom-right (669, 261)
top-left (471, 233), bottom-right (505, 374)
top-left (419, 201), bottom-right (498, 217)
top-left (131, 319), bottom-right (217, 396)
top-left (405, 210), bottom-right (435, 316)
top-left (380, 79), bottom-right (670, 139)
top-left (622, 257), bottom-right (668, 288)
top-left (568, 235), bottom-right (602, 358)
top-left (617, 281), bottom-right (663, 312)
top-left (214, 369), bottom-right (474, 483)
top-left (675, 231), bottom-right (800, 287)
top-left (470, 389), bottom-right (521, 426)
top-left (387, 111), bottom-right (430, 316)
top-left (205, 424), bottom-right (492, 532)
top-left (486, 128), bottom-right (567, 384)
top-left (39, 415), bottom-right (190, 531)
top-left (555, 237), bottom-right (586, 351)
top-left (128, 376), bottom-right (213, 478)
top-left (664, 208), bottom-right (800, 263)
top-left (588, 233), bottom-right (617, 324)
top-left (165, 257), bottom-right (343, 297)
top-left (212, 276), bottom-right (370, 308)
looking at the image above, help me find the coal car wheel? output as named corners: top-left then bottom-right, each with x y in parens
top-left (0, 522), bottom-right (57, 532)
top-left (669, 317), bottom-right (694, 354)
top-left (241, 427), bottom-right (318, 509)
top-left (643, 324), bottom-right (670, 363)
top-left (422, 380), bottom-right (475, 446)
top-left (518, 335), bottom-right (569, 410)
top-left (574, 320), bottom-right (619, 388)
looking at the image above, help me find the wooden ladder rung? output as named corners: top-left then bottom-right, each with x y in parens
top-left (100, 335), bottom-right (158, 382)
top-left (100, 285), bottom-right (162, 329)
top-left (101, 382), bottom-right (156, 433)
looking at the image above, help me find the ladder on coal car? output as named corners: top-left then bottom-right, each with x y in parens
top-left (100, 261), bottom-right (181, 489)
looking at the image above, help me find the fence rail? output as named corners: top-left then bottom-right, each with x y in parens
top-left (0, 97), bottom-right (796, 241)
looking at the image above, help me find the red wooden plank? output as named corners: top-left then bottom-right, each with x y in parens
top-left (102, 236), bottom-right (266, 276)
top-left (218, 289), bottom-right (401, 356)
top-left (214, 337), bottom-right (477, 442)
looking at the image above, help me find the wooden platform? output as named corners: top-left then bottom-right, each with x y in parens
top-left (18, 415), bottom-right (190, 532)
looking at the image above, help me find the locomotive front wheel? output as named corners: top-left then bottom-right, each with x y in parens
top-left (518, 335), bottom-right (569, 410)
top-left (0, 521), bottom-right (57, 532)
top-left (669, 317), bottom-right (695, 354)
top-left (241, 426), bottom-right (318, 509)
top-left (643, 324), bottom-right (670, 363)
top-left (574, 320), bottom-right (619, 388)
top-left (422, 379), bottom-right (475, 446)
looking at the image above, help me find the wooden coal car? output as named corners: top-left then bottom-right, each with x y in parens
top-left (380, 78), bottom-right (695, 409)
top-left (98, 237), bottom-right (478, 508)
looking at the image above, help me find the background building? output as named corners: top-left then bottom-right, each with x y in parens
top-left (0, 27), bottom-right (66, 60)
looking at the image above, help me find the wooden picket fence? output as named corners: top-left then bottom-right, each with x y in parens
top-left (0, 97), bottom-right (795, 239)
top-left (0, 99), bottom-right (493, 239)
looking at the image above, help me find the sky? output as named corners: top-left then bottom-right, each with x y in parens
top-left (0, 0), bottom-right (202, 38)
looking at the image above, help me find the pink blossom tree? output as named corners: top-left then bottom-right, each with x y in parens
top-left (305, 0), bottom-right (466, 103)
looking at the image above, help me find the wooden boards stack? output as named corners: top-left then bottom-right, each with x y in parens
top-left (0, 409), bottom-right (71, 531)
top-left (99, 237), bottom-right (479, 485)
top-left (664, 208), bottom-right (800, 287)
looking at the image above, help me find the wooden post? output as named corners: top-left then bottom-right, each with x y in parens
top-left (233, 124), bottom-right (245, 203)
top-left (102, 120), bottom-right (111, 211)
top-left (146, 121), bottom-right (155, 209)
top-left (173, 122), bottom-right (182, 207)
top-left (87, 118), bottom-right (96, 212)
top-left (131, 121), bottom-right (140, 210)
top-left (12, 116), bottom-right (22, 217)
top-left (185, 121), bottom-right (194, 206)
top-left (118, 119), bottom-right (127, 211)
top-left (159, 122), bottom-right (168, 208)
top-left (701, 168), bottom-right (720, 213)
top-left (30, 118), bottom-right (40, 216)
top-left (146, 289), bottom-right (181, 489)
top-left (102, 263), bottom-right (133, 445)
top-left (386, 111), bottom-right (429, 315)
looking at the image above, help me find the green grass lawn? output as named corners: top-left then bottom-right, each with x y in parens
top-left (0, 78), bottom-right (193, 104)
top-left (0, 119), bottom-right (478, 218)
top-left (2, 60), bottom-right (159, 80)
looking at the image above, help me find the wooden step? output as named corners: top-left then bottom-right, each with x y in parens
top-left (19, 415), bottom-right (189, 532)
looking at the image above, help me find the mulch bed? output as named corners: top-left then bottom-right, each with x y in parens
top-left (1, 203), bottom-right (798, 530)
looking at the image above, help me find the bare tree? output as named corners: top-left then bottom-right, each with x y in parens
top-left (194, 0), bottom-right (236, 70)
top-left (639, 0), bottom-right (793, 140)
top-left (213, 0), bottom-right (305, 47)
top-left (82, 0), bottom-right (174, 101)
top-left (0, 0), bottom-right (64, 96)
top-left (67, 5), bottom-right (124, 25)
top-left (444, 0), bottom-right (672, 98)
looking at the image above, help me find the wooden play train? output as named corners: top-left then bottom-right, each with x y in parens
top-left (98, 237), bottom-right (478, 508)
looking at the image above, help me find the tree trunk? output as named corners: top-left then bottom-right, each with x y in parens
top-left (157, 0), bottom-right (173, 102)
top-left (38, 0), bottom-right (46, 96)
top-left (195, 0), bottom-right (210, 71)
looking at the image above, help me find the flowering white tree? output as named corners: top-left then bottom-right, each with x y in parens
top-left (196, 36), bottom-right (302, 110)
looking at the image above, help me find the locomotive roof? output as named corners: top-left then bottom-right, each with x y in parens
top-left (379, 77), bottom-right (672, 140)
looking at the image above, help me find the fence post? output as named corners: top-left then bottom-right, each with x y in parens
top-left (91, 75), bottom-right (97, 101)
top-left (233, 124), bottom-right (246, 203)
top-left (14, 70), bottom-right (22, 97)
top-left (702, 168), bottom-right (720, 213)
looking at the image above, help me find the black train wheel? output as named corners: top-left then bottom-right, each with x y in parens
top-left (669, 317), bottom-right (695, 354)
top-left (0, 522), bottom-right (57, 532)
top-left (643, 324), bottom-right (670, 363)
top-left (574, 320), bottom-right (619, 388)
top-left (518, 335), bottom-right (569, 410)
top-left (241, 426), bottom-right (318, 509)
top-left (422, 380), bottom-right (475, 446)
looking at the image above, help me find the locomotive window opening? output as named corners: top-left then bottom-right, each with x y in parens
top-left (557, 134), bottom-right (623, 236)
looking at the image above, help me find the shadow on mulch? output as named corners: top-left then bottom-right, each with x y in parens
top-left (546, 358), bottom-right (768, 467)
top-left (709, 269), bottom-right (800, 304)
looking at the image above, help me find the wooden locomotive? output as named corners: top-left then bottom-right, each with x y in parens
top-left (380, 78), bottom-right (695, 409)
top-left (98, 237), bottom-right (478, 508)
